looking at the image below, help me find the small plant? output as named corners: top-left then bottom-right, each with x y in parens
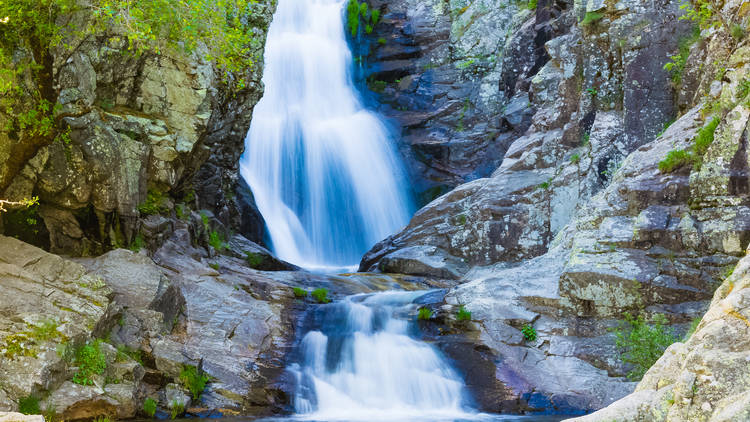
top-left (116, 344), bottom-right (143, 364)
top-left (293, 287), bottom-right (308, 298)
top-left (138, 189), bottom-right (169, 216)
top-left (538, 181), bottom-right (550, 190)
top-left (18, 395), bottom-right (40, 415)
top-left (30, 319), bottom-right (60, 341)
top-left (456, 58), bottom-right (476, 70)
top-left (659, 116), bottom-right (720, 173)
top-left (737, 78), bottom-right (750, 102)
top-left (613, 313), bottom-right (678, 380)
top-left (663, 27), bottom-right (700, 84)
top-left (245, 251), bottom-right (265, 268)
top-left (311, 288), bottom-right (331, 304)
top-left (580, 11), bottom-right (604, 26)
top-left (143, 397), bottom-right (157, 418)
top-left (417, 307), bottom-right (433, 320)
top-left (129, 234), bottom-right (145, 252)
top-left (581, 132), bottom-right (590, 146)
top-left (521, 324), bottom-right (537, 342)
top-left (679, 0), bottom-right (715, 29)
top-left (209, 263), bottom-right (219, 271)
top-left (693, 116), bottom-right (721, 157)
top-left (170, 399), bottom-right (184, 420)
top-left (731, 24), bottom-right (746, 41)
top-left (180, 365), bottom-right (209, 400)
top-left (456, 306), bottom-right (472, 322)
top-left (570, 153), bottom-right (581, 164)
top-left (527, 0), bottom-right (538, 9)
top-left (72, 340), bottom-right (107, 386)
top-left (208, 230), bottom-right (227, 252)
top-left (456, 214), bottom-right (467, 225)
top-left (377, 37), bottom-right (387, 45)
top-left (586, 87), bottom-right (598, 97)
top-left (0, 196), bottom-right (38, 213)
top-left (92, 417), bottom-right (110, 422)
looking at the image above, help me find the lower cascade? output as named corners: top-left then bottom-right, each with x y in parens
top-left (290, 291), bottom-right (476, 420)
top-left (239, 0), bottom-right (412, 271)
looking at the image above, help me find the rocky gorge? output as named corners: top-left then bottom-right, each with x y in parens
top-left (1, 0), bottom-right (750, 420)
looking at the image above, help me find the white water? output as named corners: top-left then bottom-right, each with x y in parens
top-left (290, 291), bottom-right (476, 420)
top-left (239, 0), bottom-right (412, 271)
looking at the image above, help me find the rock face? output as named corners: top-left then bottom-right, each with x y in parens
top-left (355, 0), bottom-right (688, 207)
top-left (567, 246), bottom-right (750, 422)
top-left (0, 1), bottom-right (276, 256)
top-left (356, 0), bottom-right (750, 414)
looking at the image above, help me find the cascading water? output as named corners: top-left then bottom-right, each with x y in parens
top-left (290, 291), bottom-right (476, 420)
top-left (239, 0), bottom-right (412, 271)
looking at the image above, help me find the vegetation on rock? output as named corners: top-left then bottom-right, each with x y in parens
top-left (143, 397), bottom-right (157, 418)
top-left (521, 324), bottom-right (537, 342)
top-left (18, 395), bottom-right (40, 415)
top-left (417, 307), bottom-right (432, 320)
top-left (346, 0), bottom-right (380, 37)
top-left (311, 288), bottom-right (331, 304)
top-left (180, 365), bottom-right (210, 400)
top-left (72, 340), bottom-right (107, 385)
top-left (293, 287), bottom-right (308, 298)
top-left (613, 313), bottom-right (677, 380)
top-left (659, 116), bottom-right (720, 173)
top-left (456, 305), bottom-right (471, 322)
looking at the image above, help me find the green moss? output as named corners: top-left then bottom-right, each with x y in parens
top-left (311, 288), bottom-right (331, 304)
top-left (580, 11), bottom-right (604, 26)
top-left (417, 307), bottom-right (433, 320)
top-left (658, 149), bottom-right (692, 173)
top-left (180, 365), bottom-right (210, 400)
top-left (693, 116), bottom-right (720, 156)
top-left (143, 397), bottom-right (157, 418)
top-left (613, 313), bottom-right (677, 380)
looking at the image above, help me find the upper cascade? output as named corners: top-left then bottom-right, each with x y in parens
top-left (240, 0), bottom-right (413, 271)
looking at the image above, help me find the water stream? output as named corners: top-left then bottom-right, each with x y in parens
top-left (239, 0), bottom-right (412, 272)
top-left (290, 291), bottom-right (473, 420)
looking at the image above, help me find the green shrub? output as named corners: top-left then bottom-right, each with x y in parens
top-left (663, 26), bottom-right (700, 84)
top-left (679, 0), bottom-right (715, 29)
top-left (658, 149), bottom-right (692, 173)
top-left (143, 397), bottom-right (157, 418)
top-left (521, 324), bottom-right (537, 341)
top-left (208, 230), bottom-right (226, 252)
top-left (538, 181), bottom-right (550, 190)
top-left (169, 399), bottom-right (184, 420)
top-left (138, 189), bottom-right (169, 216)
top-left (693, 116), bottom-right (720, 156)
top-left (293, 287), bottom-right (308, 298)
top-left (245, 251), bottom-right (265, 268)
top-left (180, 365), bottom-right (209, 400)
top-left (417, 307), bottom-right (433, 320)
top-left (311, 288), bottom-right (331, 304)
top-left (570, 153), bottom-right (581, 164)
top-left (613, 313), bottom-right (677, 380)
top-left (18, 395), bottom-right (40, 415)
top-left (456, 306), bottom-right (472, 322)
top-left (72, 340), bottom-right (107, 386)
top-left (580, 11), bottom-right (604, 26)
top-left (527, 0), bottom-right (538, 9)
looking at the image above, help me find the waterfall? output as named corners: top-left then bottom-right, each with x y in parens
top-left (290, 291), bottom-right (476, 420)
top-left (239, 0), bottom-right (413, 271)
